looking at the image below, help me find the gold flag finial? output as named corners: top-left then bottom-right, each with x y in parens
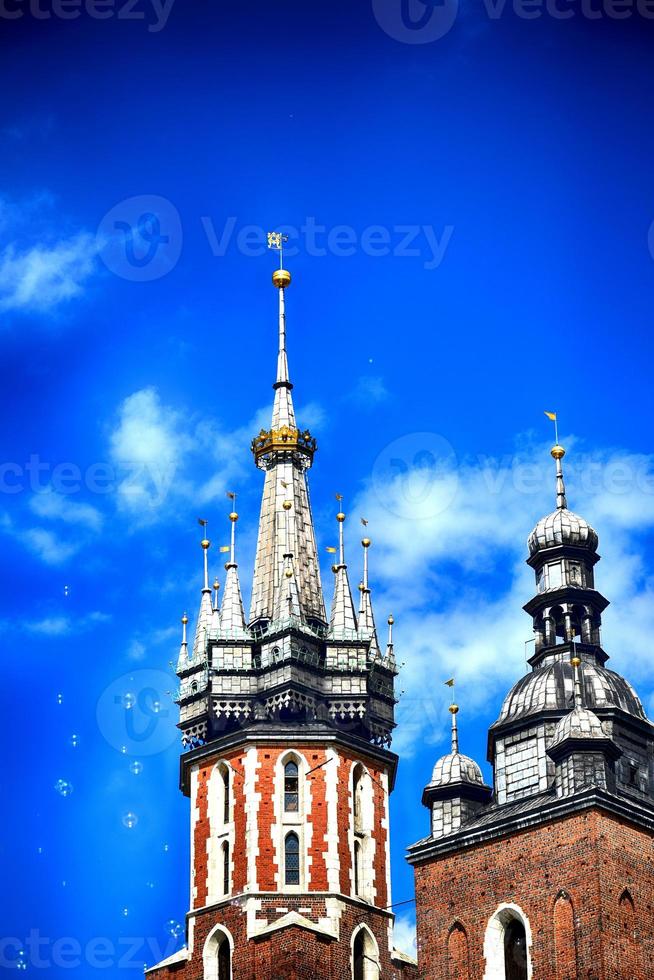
top-left (544, 410), bottom-right (559, 446)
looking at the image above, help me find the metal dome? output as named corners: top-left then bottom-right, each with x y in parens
top-left (429, 751), bottom-right (486, 788)
top-left (497, 659), bottom-right (645, 726)
top-left (528, 508), bottom-right (599, 557)
top-left (549, 704), bottom-right (606, 749)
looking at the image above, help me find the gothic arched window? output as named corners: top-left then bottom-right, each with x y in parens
top-left (353, 930), bottom-right (365, 980)
top-left (284, 832), bottom-right (300, 885)
top-left (553, 892), bottom-right (576, 979)
top-left (504, 919), bottom-right (528, 980)
top-left (202, 926), bottom-right (233, 980)
top-left (352, 927), bottom-right (379, 980)
top-left (354, 840), bottom-right (361, 896)
top-left (447, 922), bottom-right (470, 980)
top-left (284, 760), bottom-right (299, 812)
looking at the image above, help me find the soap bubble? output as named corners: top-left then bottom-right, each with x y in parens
top-left (122, 907), bottom-right (129, 917)
top-left (129, 760), bottom-right (143, 776)
top-left (122, 812), bottom-right (138, 829)
top-left (166, 920), bottom-right (183, 939)
top-left (56, 693), bottom-right (64, 705)
top-left (54, 779), bottom-right (73, 797)
top-left (163, 843), bottom-right (169, 852)
top-left (123, 692), bottom-right (136, 710)
top-left (70, 734), bottom-right (79, 748)
top-left (15, 950), bottom-right (27, 971)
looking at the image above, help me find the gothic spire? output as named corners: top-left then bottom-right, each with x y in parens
top-left (219, 507), bottom-right (248, 638)
top-left (176, 611), bottom-right (189, 672)
top-left (193, 533), bottom-right (213, 658)
top-left (249, 251), bottom-right (326, 628)
top-left (329, 507), bottom-right (358, 638)
top-left (358, 537), bottom-right (380, 656)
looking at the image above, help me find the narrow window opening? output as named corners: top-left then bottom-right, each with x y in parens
top-left (504, 919), bottom-right (528, 980)
top-left (217, 938), bottom-right (231, 980)
top-left (284, 760), bottom-right (299, 812)
top-left (222, 766), bottom-right (230, 824)
top-left (284, 832), bottom-right (300, 886)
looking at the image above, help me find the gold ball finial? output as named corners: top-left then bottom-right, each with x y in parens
top-left (449, 703), bottom-right (459, 715)
top-left (213, 578), bottom-right (220, 590)
top-left (331, 564), bottom-right (339, 574)
top-left (282, 500), bottom-right (292, 511)
top-left (361, 537), bottom-right (371, 548)
top-left (571, 656), bottom-right (581, 667)
top-left (272, 268), bottom-right (291, 289)
top-left (181, 612), bottom-right (188, 625)
top-left (201, 538), bottom-right (211, 550)
top-left (284, 567), bottom-right (293, 579)
top-left (388, 614), bottom-right (394, 625)
top-left (551, 444), bottom-right (566, 460)
top-left (358, 582), bottom-right (365, 592)
top-left (229, 512), bottom-right (238, 522)
top-left (336, 512), bottom-right (346, 522)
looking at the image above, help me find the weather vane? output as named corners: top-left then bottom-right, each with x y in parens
top-left (267, 230), bottom-right (289, 269)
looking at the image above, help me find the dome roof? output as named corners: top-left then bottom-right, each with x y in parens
top-left (429, 751), bottom-right (485, 788)
top-left (497, 659), bottom-right (645, 727)
top-left (549, 704), bottom-right (606, 749)
top-left (528, 508), bottom-right (599, 557)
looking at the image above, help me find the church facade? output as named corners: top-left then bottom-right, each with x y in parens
top-left (146, 261), bottom-right (654, 980)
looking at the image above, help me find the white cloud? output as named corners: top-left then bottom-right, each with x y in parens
top-left (25, 611), bottom-right (110, 636)
top-left (30, 491), bottom-right (103, 531)
top-left (393, 914), bottom-right (417, 957)
top-left (353, 438), bottom-right (654, 756)
top-left (349, 375), bottom-right (389, 407)
top-left (0, 232), bottom-right (99, 314)
top-left (22, 527), bottom-right (81, 565)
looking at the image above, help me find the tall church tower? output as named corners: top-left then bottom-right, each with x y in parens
top-left (147, 260), bottom-right (416, 980)
top-left (409, 442), bottom-right (654, 980)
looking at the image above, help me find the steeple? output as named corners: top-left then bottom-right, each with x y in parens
top-left (218, 506), bottom-right (248, 639)
top-left (249, 246), bottom-right (326, 629)
top-left (193, 532), bottom-right (214, 659)
top-left (358, 538), bottom-right (380, 657)
top-left (176, 611), bottom-right (189, 672)
top-left (524, 439), bottom-right (605, 668)
top-left (329, 506), bottom-right (358, 638)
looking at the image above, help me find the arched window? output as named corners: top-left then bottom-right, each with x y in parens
top-left (203, 925), bottom-right (233, 980)
top-left (447, 923), bottom-right (470, 980)
top-left (504, 919), bottom-right (528, 980)
top-left (284, 760), bottom-right (299, 812)
top-left (222, 765), bottom-right (230, 824)
top-left (483, 905), bottom-right (531, 980)
top-left (553, 893), bottom-right (576, 979)
top-left (353, 766), bottom-right (364, 833)
top-left (352, 926), bottom-right (379, 980)
top-left (619, 890), bottom-right (639, 975)
top-left (284, 832), bottom-right (300, 886)
top-left (222, 841), bottom-right (230, 896)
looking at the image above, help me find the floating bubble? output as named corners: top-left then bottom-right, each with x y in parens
top-left (122, 812), bottom-right (138, 829)
top-left (54, 779), bottom-right (73, 797)
top-left (152, 699), bottom-right (161, 714)
top-left (123, 692), bottom-right (136, 710)
top-left (37, 846), bottom-right (43, 855)
top-left (64, 585), bottom-right (69, 597)
top-left (129, 761), bottom-right (143, 776)
top-left (122, 907), bottom-right (129, 917)
top-left (15, 950), bottom-right (27, 971)
top-left (146, 881), bottom-right (155, 889)
top-left (166, 919), bottom-right (183, 939)
top-left (70, 734), bottom-right (79, 748)
top-left (56, 693), bottom-right (64, 705)
top-left (163, 843), bottom-right (169, 852)
top-left (120, 746), bottom-right (127, 755)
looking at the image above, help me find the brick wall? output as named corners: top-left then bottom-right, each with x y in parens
top-left (413, 807), bottom-right (654, 980)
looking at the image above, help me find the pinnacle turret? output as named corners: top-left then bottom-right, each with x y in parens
top-left (329, 508), bottom-right (358, 638)
top-left (218, 508), bottom-right (248, 639)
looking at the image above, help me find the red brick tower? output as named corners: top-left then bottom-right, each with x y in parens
top-left (146, 253), bottom-right (416, 980)
top-left (408, 441), bottom-right (654, 980)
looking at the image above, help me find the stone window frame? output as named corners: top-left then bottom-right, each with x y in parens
top-left (202, 922), bottom-right (234, 980)
top-left (350, 762), bottom-right (375, 902)
top-left (275, 750), bottom-right (309, 892)
top-left (351, 923), bottom-right (380, 980)
top-left (482, 902), bottom-right (533, 980)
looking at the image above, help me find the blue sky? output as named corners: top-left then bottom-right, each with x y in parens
top-left (2, 0), bottom-right (654, 974)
